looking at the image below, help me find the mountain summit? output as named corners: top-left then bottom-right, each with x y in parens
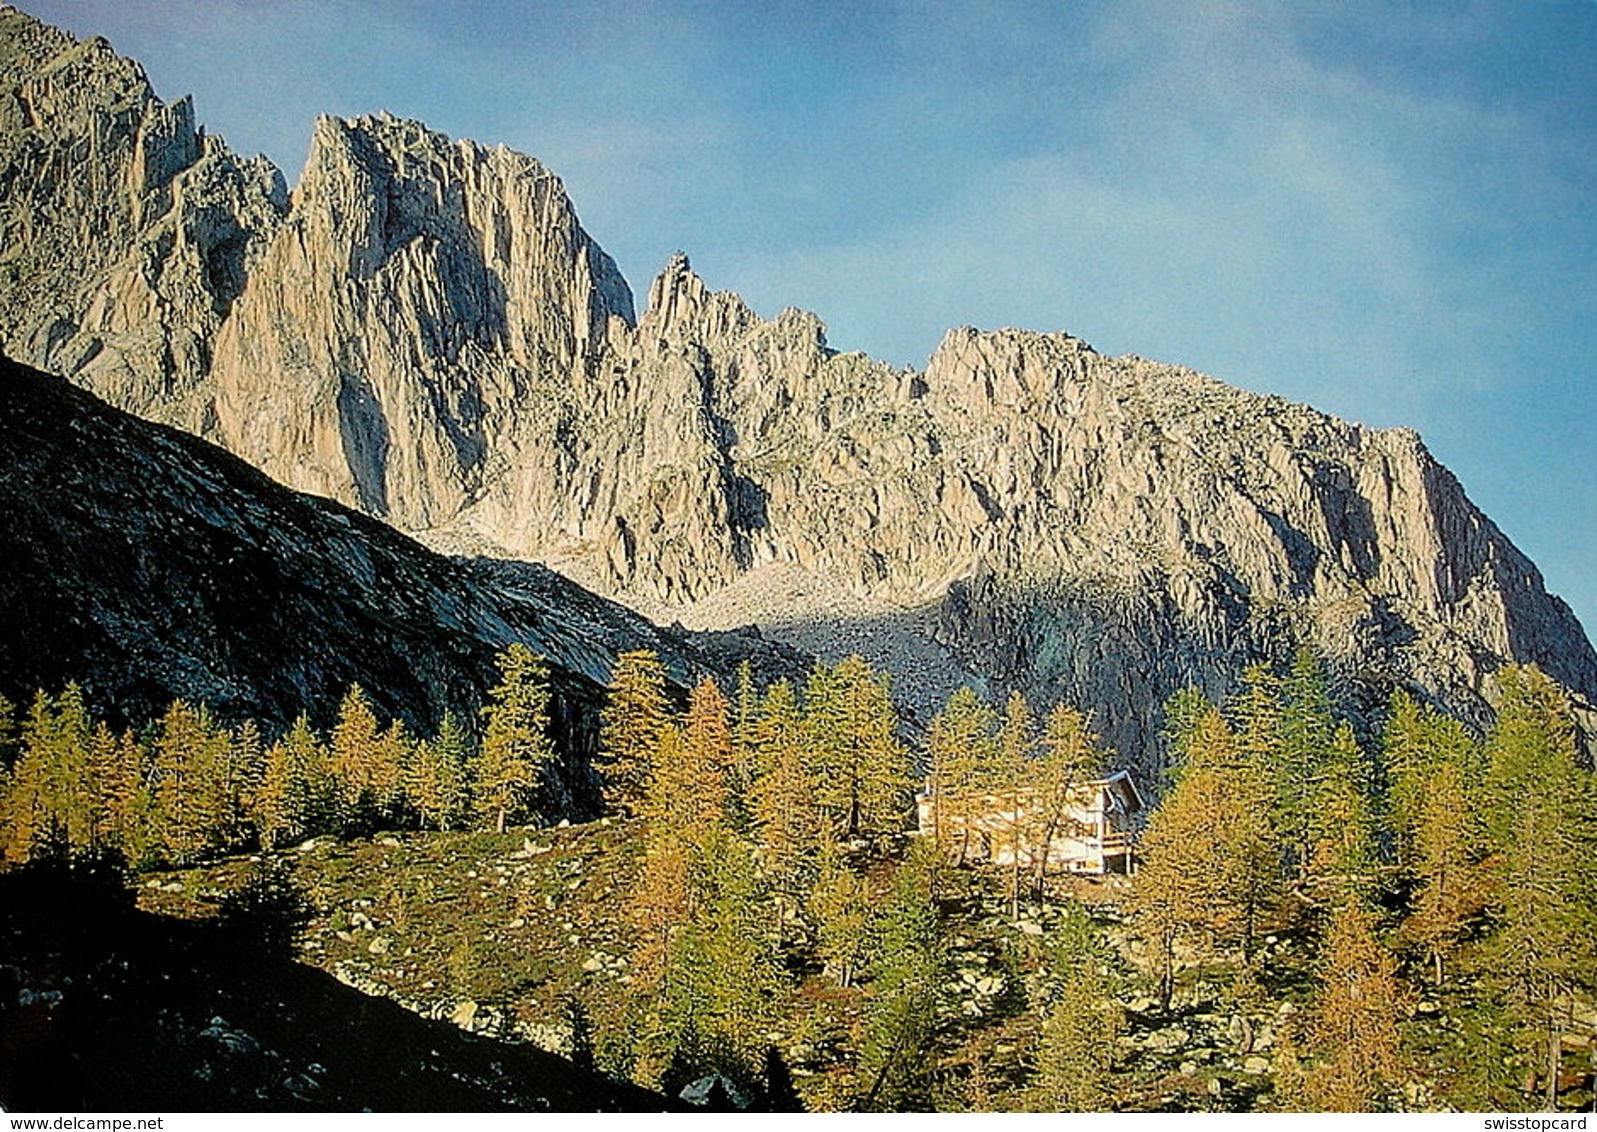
top-left (2, 7), bottom-right (1591, 770)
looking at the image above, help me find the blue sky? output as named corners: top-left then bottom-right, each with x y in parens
top-left (24, 1), bottom-right (1597, 641)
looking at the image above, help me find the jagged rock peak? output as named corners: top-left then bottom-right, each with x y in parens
top-left (640, 251), bottom-right (757, 344)
top-left (0, 5), bottom-right (288, 433)
top-left (3, 6), bottom-right (1594, 776)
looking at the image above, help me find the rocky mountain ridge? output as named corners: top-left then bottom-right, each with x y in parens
top-left (0, 354), bottom-right (805, 815)
top-left (2, 6), bottom-right (1592, 771)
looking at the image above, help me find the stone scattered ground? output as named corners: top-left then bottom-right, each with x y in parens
top-left (125, 820), bottom-right (1474, 1113)
top-left (0, 857), bottom-right (673, 1112)
top-left (128, 822), bottom-right (1597, 1112)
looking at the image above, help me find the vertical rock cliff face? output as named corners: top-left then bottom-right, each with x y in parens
top-left (212, 112), bottom-right (634, 527)
top-left (2, 9), bottom-right (1593, 771)
top-left (0, 7), bottom-right (286, 433)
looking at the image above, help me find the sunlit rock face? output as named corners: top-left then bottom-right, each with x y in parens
top-left (0, 355), bottom-right (807, 816)
top-left (3, 8), bottom-right (1593, 773)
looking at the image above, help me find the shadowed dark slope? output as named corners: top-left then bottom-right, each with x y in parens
top-left (0, 355), bottom-right (806, 811)
top-left (0, 859), bottom-right (675, 1111)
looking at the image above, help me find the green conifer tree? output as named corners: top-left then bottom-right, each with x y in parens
top-left (858, 841), bottom-right (943, 1111)
top-left (928, 687), bottom-right (998, 866)
top-left (1474, 666), bottom-right (1597, 1109)
top-left (473, 644), bottom-right (556, 833)
top-left (599, 649), bottom-right (670, 818)
top-left (1277, 649), bottom-right (1336, 882)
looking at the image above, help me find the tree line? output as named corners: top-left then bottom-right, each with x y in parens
top-left (0, 643), bottom-right (558, 867)
top-left (1125, 653), bottom-right (1597, 1111)
top-left (5, 639), bottom-right (1592, 1111)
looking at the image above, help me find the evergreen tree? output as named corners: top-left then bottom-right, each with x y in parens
top-left (407, 712), bottom-right (472, 831)
top-left (1028, 963), bottom-right (1124, 1112)
top-left (1026, 905), bottom-right (1125, 1112)
top-left (928, 687), bottom-right (998, 866)
top-left (807, 840), bottom-right (870, 987)
top-left (1306, 722), bottom-right (1378, 900)
top-left (1474, 666), bottom-right (1597, 1109)
top-left (1277, 649), bottom-right (1336, 881)
top-left (599, 649), bottom-right (670, 818)
top-left (858, 842), bottom-right (943, 1111)
top-left (473, 643), bottom-right (556, 833)
top-left (1304, 897), bottom-right (1407, 1111)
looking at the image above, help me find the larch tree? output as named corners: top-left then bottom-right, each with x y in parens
top-left (693, 829), bottom-right (786, 1069)
top-left (1128, 707), bottom-right (1279, 1009)
top-left (828, 656), bottom-right (911, 839)
top-left (1, 691), bottom-right (73, 860)
top-left (598, 649), bottom-right (670, 818)
top-left (996, 690), bottom-right (1033, 921)
top-left (624, 682), bottom-right (779, 1089)
top-left (730, 659), bottom-right (760, 806)
top-left (1381, 690), bottom-right (1432, 872)
top-left (228, 719), bottom-right (265, 849)
top-left (1382, 693), bottom-right (1489, 990)
top-left (1304, 897), bottom-right (1407, 1112)
top-left (1028, 963), bottom-right (1124, 1112)
top-left (330, 684), bottom-right (386, 833)
top-left (626, 720), bottom-right (697, 997)
top-left (928, 687), bottom-right (998, 866)
top-left (253, 715), bottom-right (330, 848)
top-left (675, 677), bottom-right (735, 840)
top-left (1029, 703), bottom-right (1104, 899)
top-left (1400, 755), bottom-right (1485, 989)
top-left (748, 680), bottom-right (823, 926)
top-left (0, 692), bottom-right (15, 763)
top-left (149, 699), bottom-right (230, 864)
top-left (474, 643), bottom-right (556, 833)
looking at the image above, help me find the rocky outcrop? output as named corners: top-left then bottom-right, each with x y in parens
top-left (0, 5), bottom-right (286, 433)
top-left (2, 9), bottom-right (1592, 772)
top-left (211, 112), bottom-right (633, 526)
top-left (0, 356), bottom-right (806, 814)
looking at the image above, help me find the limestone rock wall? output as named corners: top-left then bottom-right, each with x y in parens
top-left (3, 8), bottom-right (1593, 773)
top-left (0, 6), bottom-right (286, 433)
